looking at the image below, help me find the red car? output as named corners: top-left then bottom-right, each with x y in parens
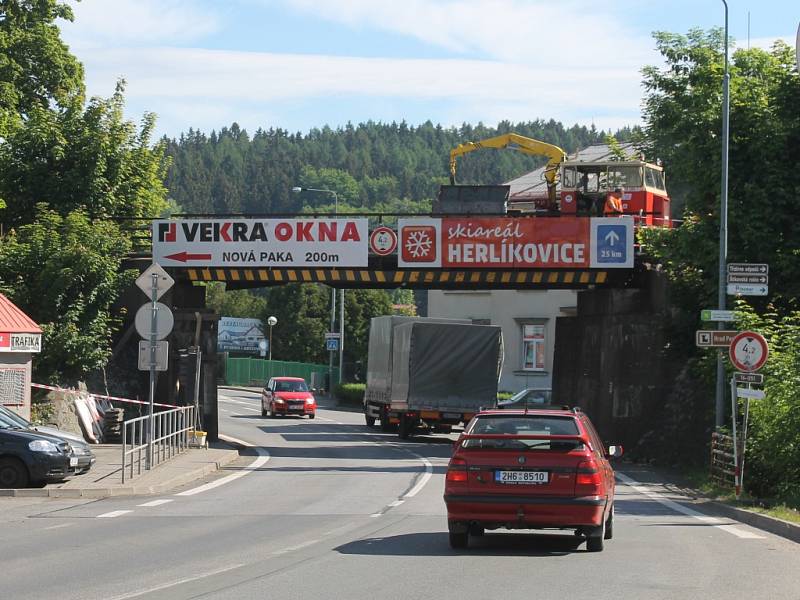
top-left (444, 407), bottom-right (622, 551)
top-left (261, 377), bottom-right (316, 419)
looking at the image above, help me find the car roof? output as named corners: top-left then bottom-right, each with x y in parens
top-left (477, 408), bottom-right (579, 418)
top-left (272, 377), bottom-right (305, 381)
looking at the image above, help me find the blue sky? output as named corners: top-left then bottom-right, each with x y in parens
top-left (58, 0), bottom-right (798, 139)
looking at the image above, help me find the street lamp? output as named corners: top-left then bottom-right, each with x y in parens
top-left (715, 0), bottom-right (730, 429)
top-left (291, 186), bottom-right (344, 391)
top-left (267, 315), bottom-right (277, 362)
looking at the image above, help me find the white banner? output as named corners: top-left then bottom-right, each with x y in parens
top-left (153, 219), bottom-right (369, 268)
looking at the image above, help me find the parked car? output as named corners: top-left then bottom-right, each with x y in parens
top-left (444, 407), bottom-right (622, 552)
top-left (261, 377), bottom-right (316, 419)
top-left (496, 388), bottom-right (554, 410)
top-left (0, 406), bottom-right (95, 474)
top-left (0, 421), bottom-right (79, 487)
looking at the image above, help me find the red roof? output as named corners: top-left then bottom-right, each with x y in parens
top-left (0, 294), bottom-right (41, 333)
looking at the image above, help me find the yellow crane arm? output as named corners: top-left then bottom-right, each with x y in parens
top-left (449, 133), bottom-right (567, 202)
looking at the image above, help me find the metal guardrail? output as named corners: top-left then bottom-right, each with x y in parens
top-left (121, 406), bottom-right (196, 483)
top-left (710, 431), bottom-right (736, 488)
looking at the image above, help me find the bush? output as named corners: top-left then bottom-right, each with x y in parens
top-left (334, 383), bottom-right (365, 404)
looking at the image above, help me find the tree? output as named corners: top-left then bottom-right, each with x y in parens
top-left (260, 284), bottom-right (330, 364)
top-left (205, 282), bottom-right (267, 318)
top-left (0, 0), bottom-right (84, 134)
top-left (0, 206), bottom-right (133, 384)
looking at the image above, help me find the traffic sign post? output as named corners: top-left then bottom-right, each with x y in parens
top-left (695, 330), bottom-right (737, 347)
top-left (734, 372), bottom-right (764, 384)
top-left (729, 330), bottom-right (769, 372)
top-left (700, 309), bottom-right (736, 322)
top-left (726, 263), bottom-right (768, 297)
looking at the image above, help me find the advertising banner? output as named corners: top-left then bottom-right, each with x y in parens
top-left (218, 317), bottom-right (266, 353)
top-left (153, 219), bottom-right (369, 268)
top-left (397, 216), bottom-right (633, 269)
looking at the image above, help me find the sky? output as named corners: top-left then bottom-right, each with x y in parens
top-left (58, 0), bottom-right (798, 140)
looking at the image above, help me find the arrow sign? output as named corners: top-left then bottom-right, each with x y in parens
top-left (164, 252), bottom-right (213, 263)
top-left (604, 230), bottom-right (620, 246)
top-left (727, 263), bottom-right (768, 275)
top-left (727, 283), bottom-right (768, 296)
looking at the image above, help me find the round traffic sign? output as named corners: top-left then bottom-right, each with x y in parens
top-left (135, 302), bottom-right (174, 340)
top-left (369, 226), bottom-right (397, 256)
top-left (729, 330), bottom-right (769, 372)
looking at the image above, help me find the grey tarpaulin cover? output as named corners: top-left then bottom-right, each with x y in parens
top-left (391, 322), bottom-right (504, 411)
top-left (365, 316), bottom-right (470, 403)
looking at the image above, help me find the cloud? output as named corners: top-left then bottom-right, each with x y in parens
top-left (61, 0), bottom-right (219, 46)
top-left (277, 0), bottom-right (654, 67)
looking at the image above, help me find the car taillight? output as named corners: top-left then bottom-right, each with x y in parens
top-left (575, 460), bottom-right (602, 493)
top-left (446, 458), bottom-right (468, 483)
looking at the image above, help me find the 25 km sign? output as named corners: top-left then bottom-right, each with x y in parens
top-left (729, 331), bottom-right (769, 372)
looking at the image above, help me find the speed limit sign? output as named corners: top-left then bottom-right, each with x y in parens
top-left (729, 330), bottom-right (769, 372)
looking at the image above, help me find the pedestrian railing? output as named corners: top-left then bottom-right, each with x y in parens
top-left (121, 406), bottom-right (196, 483)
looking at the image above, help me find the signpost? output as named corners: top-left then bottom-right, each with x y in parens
top-left (729, 330), bottom-right (769, 373)
top-left (135, 264), bottom-right (174, 470)
top-left (726, 263), bottom-right (768, 296)
top-left (695, 330), bottom-right (737, 348)
top-left (700, 309), bottom-right (736, 322)
top-left (734, 372), bottom-right (763, 384)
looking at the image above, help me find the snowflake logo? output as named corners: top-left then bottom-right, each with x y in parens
top-left (405, 230), bottom-right (433, 258)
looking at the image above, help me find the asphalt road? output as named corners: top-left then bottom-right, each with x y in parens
top-left (1, 388), bottom-right (798, 600)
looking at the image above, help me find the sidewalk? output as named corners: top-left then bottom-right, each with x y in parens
top-left (0, 441), bottom-right (240, 499)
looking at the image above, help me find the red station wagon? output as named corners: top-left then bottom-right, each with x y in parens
top-left (444, 407), bottom-right (622, 551)
top-left (261, 377), bottom-right (317, 419)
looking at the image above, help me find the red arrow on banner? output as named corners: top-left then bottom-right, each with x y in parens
top-left (164, 252), bottom-right (212, 263)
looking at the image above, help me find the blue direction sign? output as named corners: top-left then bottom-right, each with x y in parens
top-left (590, 217), bottom-right (633, 268)
top-left (326, 338), bottom-right (339, 351)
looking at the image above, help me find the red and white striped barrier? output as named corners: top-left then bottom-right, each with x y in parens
top-left (31, 383), bottom-right (176, 408)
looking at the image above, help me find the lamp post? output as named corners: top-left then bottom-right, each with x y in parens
top-left (267, 315), bottom-right (277, 362)
top-left (291, 186), bottom-right (342, 392)
top-left (715, 0), bottom-right (730, 429)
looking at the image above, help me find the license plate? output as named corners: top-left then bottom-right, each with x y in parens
top-left (69, 457), bottom-right (78, 467)
top-left (495, 470), bottom-right (548, 484)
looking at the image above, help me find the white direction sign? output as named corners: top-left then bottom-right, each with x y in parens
top-left (729, 330), bottom-right (769, 372)
top-left (727, 283), bottom-right (768, 296)
top-left (138, 341), bottom-right (169, 371)
top-left (135, 263), bottom-right (174, 301)
top-left (134, 302), bottom-right (174, 340)
top-left (736, 388), bottom-right (766, 400)
top-left (727, 263), bottom-right (768, 275)
top-left (153, 219), bottom-right (369, 268)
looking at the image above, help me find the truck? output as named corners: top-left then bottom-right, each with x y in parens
top-left (363, 316), bottom-right (504, 439)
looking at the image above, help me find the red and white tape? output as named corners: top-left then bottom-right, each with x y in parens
top-left (31, 383), bottom-right (176, 408)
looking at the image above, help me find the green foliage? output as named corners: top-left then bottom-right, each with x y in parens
top-left (0, 0), bottom-right (85, 134)
top-left (0, 82), bottom-right (170, 227)
top-left (342, 289), bottom-right (393, 369)
top-left (164, 120), bottom-right (630, 215)
top-left (204, 282), bottom-right (267, 318)
top-left (259, 284), bottom-right (331, 364)
top-left (733, 303), bottom-right (800, 502)
top-left (334, 383), bottom-right (365, 404)
top-left (0, 206), bottom-right (134, 383)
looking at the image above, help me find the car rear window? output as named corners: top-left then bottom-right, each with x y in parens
top-left (462, 415), bottom-right (582, 450)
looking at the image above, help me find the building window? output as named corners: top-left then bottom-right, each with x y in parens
top-left (521, 324), bottom-right (545, 371)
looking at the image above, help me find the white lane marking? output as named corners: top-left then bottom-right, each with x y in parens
top-left (105, 563), bottom-right (244, 600)
top-left (175, 434), bottom-right (269, 497)
top-left (616, 473), bottom-right (765, 539)
top-left (388, 500), bottom-right (405, 507)
top-left (43, 523), bottom-right (75, 531)
top-left (138, 499), bottom-right (174, 507)
top-left (401, 452), bottom-right (433, 499)
top-left (97, 510), bottom-right (132, 518)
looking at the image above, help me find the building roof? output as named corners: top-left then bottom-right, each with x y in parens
top-left (505, 142), bottom-right (637, 201)
top-left (0, 294), bottom-right (41, 333)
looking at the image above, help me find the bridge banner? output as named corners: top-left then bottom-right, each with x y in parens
top-left (398, 216), bottom-right (633, 269)
top-left (152, 218), bottom-right (369, 268)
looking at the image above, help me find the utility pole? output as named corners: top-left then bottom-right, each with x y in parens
top-left (715, 0), bottom-right (730, 429)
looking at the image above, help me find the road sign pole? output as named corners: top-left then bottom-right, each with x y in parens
top-left (328, 287), bottom-right (335, 395)
top-left (147, 272), bottom-right (158, 470)
top-left (730, 377), bottom-right (739, 497)
top-left (739, 393), bottom-right (751, 500)
top-left (339, 289), bottom-right (345, 385)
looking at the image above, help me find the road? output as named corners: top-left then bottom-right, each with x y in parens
top-left (1, 388), bottom-right (798, 600)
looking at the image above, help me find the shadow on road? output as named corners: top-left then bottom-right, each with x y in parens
top-left (336, 531), bottom-right (586, 557)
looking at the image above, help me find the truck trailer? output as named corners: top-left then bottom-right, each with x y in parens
top-left (363, 317), bottom-right (504, 439)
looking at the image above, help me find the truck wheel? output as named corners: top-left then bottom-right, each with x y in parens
top-left (0, 457), bottom-right (29, 488)
top-left (398, 415), bottom-right (414, 440)
top-left (380, 406), bottom-right (394, 432)
top-left (365, 414), bottom-right (376, 427)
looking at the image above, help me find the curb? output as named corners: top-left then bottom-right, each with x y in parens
top-left (0, 447), bottom-right (241, 499)
top-left (698, 499), bottom-right (800, 544)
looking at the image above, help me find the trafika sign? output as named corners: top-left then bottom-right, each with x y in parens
top-left (153, 219), bottom-right (369, 268)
